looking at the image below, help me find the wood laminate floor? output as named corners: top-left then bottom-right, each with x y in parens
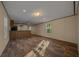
top-left (1, 35), bottom-right (78, 57)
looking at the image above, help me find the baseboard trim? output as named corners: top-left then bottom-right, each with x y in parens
top-left (32, 34), bottom-right (77, 48)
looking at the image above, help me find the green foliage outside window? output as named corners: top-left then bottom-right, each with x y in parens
top-left (46, 24), bottom-right (52, 33)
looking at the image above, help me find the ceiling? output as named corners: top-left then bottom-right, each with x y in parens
top-left (3, 1), bottom-right (74, 25)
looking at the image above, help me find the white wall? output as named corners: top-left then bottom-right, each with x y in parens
top-left (32, 16), bottom-right (77, 44)
top-left (15, 24), bottom-right (31, 31)
top-left (77, 8), bottom-right (79, 55)
top-left (0, 2), bottom-right (9, 56)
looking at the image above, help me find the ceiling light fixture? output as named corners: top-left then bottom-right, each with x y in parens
top-left (32, 12), bottom-right (40, 16)
top-left (23, 9), bottom-right (26, 13)
top-left (32, 10), bottom-right (43, 17)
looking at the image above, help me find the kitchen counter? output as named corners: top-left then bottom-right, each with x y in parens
top-left (10, 30), bottom-right (31, 40)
